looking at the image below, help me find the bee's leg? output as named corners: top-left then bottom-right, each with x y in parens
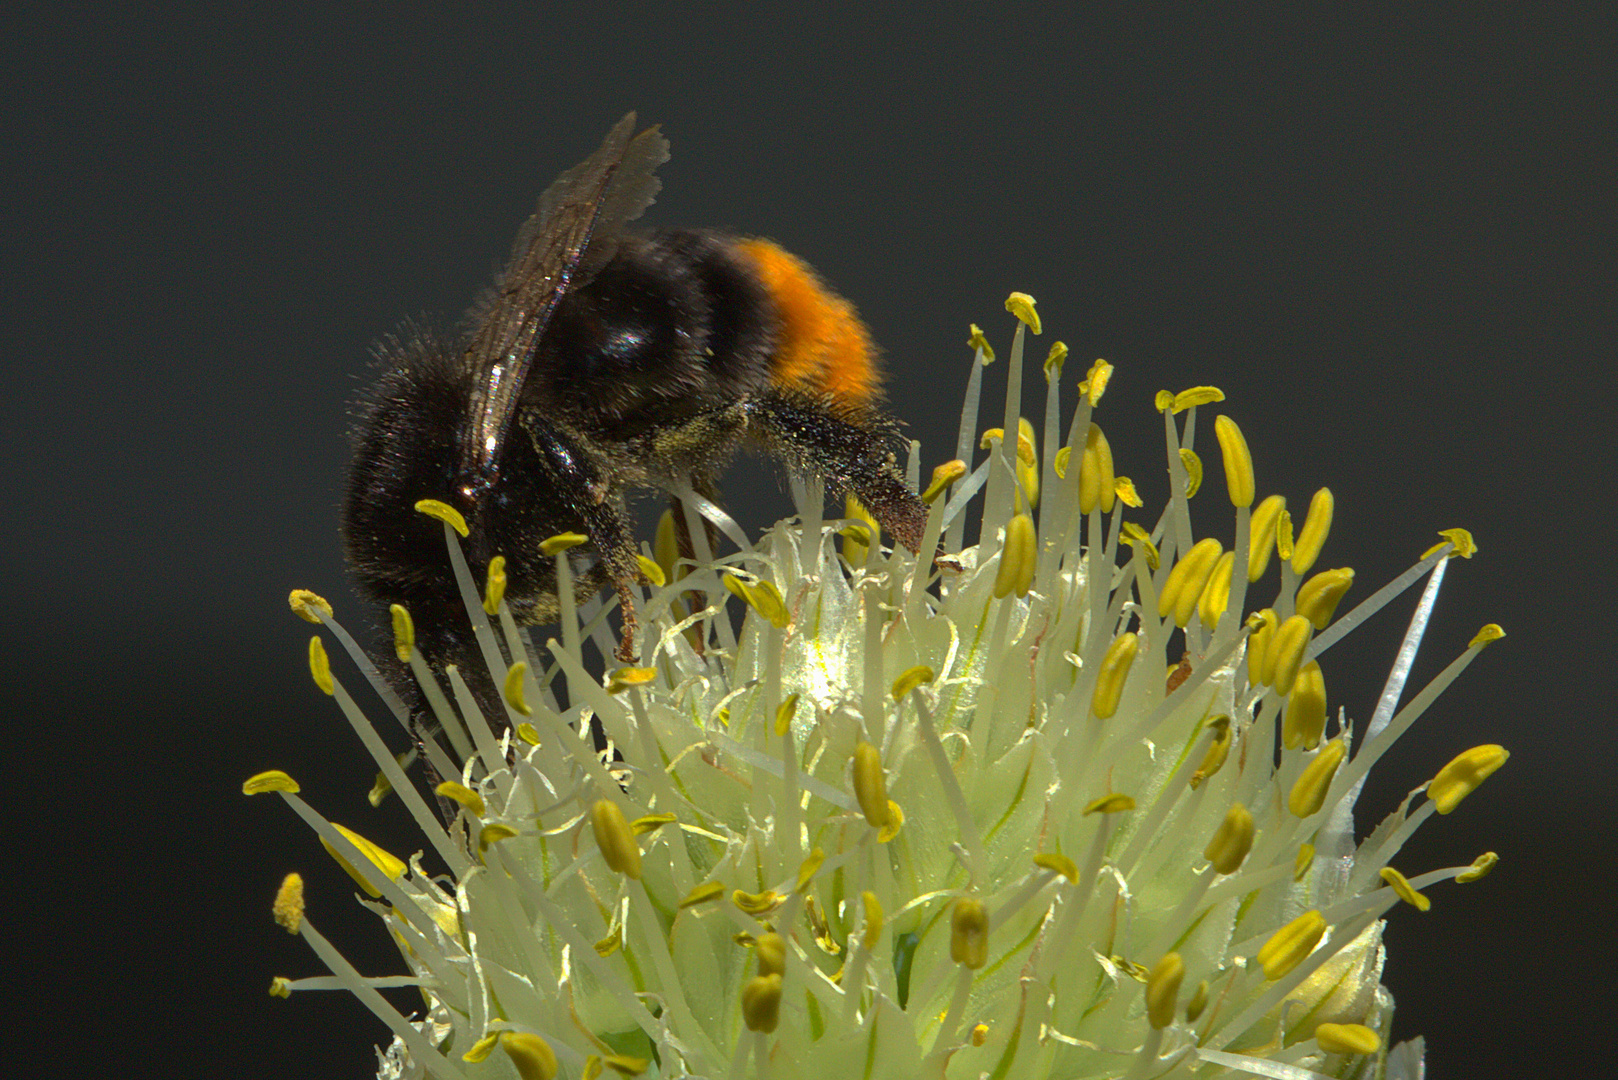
top-left (745, 391), bottom-right (930, 554)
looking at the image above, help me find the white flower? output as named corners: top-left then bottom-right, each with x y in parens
top-left (255, 298), bottom-right (1506, 1080)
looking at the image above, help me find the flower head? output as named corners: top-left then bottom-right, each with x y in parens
top-left (255, 300), bottom-right (1505, 1079)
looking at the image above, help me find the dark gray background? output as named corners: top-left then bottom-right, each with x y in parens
top-left (10, 6), bottom-right (1612, 1077)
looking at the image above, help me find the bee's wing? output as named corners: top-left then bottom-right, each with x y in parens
top-left (460, 113), bottom-right (670, 482)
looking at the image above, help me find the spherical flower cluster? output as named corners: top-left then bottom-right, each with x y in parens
top-left (254, 296), bottom-right (1505, 1080)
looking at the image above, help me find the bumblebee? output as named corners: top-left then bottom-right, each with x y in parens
top-left (343, 114), bottom-right (928, 679)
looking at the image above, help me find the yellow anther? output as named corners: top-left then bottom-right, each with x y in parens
top-left (501, 1032), bottom-right (559, 1080)
top-left (1296, 567), bottom-right (1355, 630)
top-left (1315, 1023), bottom-right (1381, 1056)
top-left (1016, 416), bottom-right (1040, 509)
top-left (851, 741), bottom-right (890, 828)
top-left (1294, 842), bottom-right (1316, 882)
top-left (1052, 444), bottom-right (1071, 480)
top-left (679, 881), bottom-right (725, 908)
top-left (755, 931), bottom-right (787, 977)
top-left (1189, 717), bottom-right (1232, 789)
top-left (994, 513), bottom-right (1037, 598)
top-left (605, 665), bottom-right (657, 695)
top-left (1283, 660), bottom-right (1328, 750)
top-left (860, 890), bottom-right (884, 949)
top-left (462, 1032), bottom-right (500, 1063)
top-left (478, 824), bottom-right (518, 854)
top-left (268, 976), bottom-right (292, 998)
top-left (732, 889), bottom-right (783, 916)
top-left (635, 553), bottom-right (665, 588)
top-left (1379, 866), bottom-right (1431, 911)
top-left (950, 897), bottom-right (990, 969)
top-left (435, 781), bottom-right (486, 817)
top-left (1291, 488), bottom-right (1334, 574)
top-left (413, 498), bottom-right (468, 537)
top-left (630, 812), bottom-right (676, 835)
top-left (1153, 389), bottom-right (1176, 413)
top-left (601, 1054), bottom-right (649, 1076)
top-left (499, 661), bottom-right (531, 717)
top-left (1457, 851), bottom-right (1499, 883)
top-left (367, 764), bottom-right (397, 807)
top-left (774, 693), bottom-right (800, 737)
top-left (1004, 291), bottom-right (1041, 333)
top-left (288, 589), bottom-right (332, 624)
top-left (1276, 508), bottom-right (1295, 562)
top-left (794, 847), bottom-right (825, 893)
top-left (515, 722), bottom-right (541, 746)
top-left (1289, 738), bottom-right (1347, 818)
top-left (1083, 793), bottom-right (1136, 815)
top-left (892, 665), bottom-right (936, 700)
top-left (308, 635), bottom-right (333, 695)
top-left (1079, 423), bottom-right (1116, 514)
top-left (322, 823), bottom-right (405, 898)
top-left (1114, 476), bottom-right (1142, 507)
top-left (741, 973), bottom-right (783, 1033)
top-left (1079, 357), bottom-right (1113, 405)
top-left (877, 800), bottom-right (904, 843)
top-left (1247, 494), bottom-right (1286, 581)
top-left (582, 1057), bottom-right (604, 1080)
top-left (1043, 340), bottom-right (1069, 381)
top-left (1256, 909), bottom-right (1327, 980)
top-left (1033, 851), bottom-right (1079, 884)
top-left (1470, 623), bottom-right (1505, 648)
top-left (1246, 608), bottom-right (1279, 688)
top-left (242, 770), bottom-right (300, 795)
top-left (1171, 386), bottom-right (1226, 413)
top-left (1158, 537), bottom-right (1224, 629)
top-left (1424, 527), bottom-right (1477, 560)
top-left (1145, 952), bottom-right (1185, 1029)
top-left (979, 427), bottom-right (1035, 465)
top-left (1091, 631), bottom-right (1139, 719)
top-left (1185, 979), bottom-right (1209, 1022)
top-left (1121, 521), bottom-right (1160, 570)
top-left (272, 872), bottom-right (304, 933)
top-left (1197, 550), bottom-right (1237, 628)
top-left (538, 531), bottom-right (586, 556)
top-left (966, 323), bottom-right (995, 363)
top-left (922, 458), bottom-right (968, 503)
top-left (1212, 415), bottom-right (1255, 508)
top-left (840, 494), bottom-right (878, 566)
top-left (482, 554), bottom-right (507, 615)
top-left (654, 508), bottom-right (680, 583)
top-left (971, 1023), bottom-right (990, 1046)
top-left (1178, 447), bottom-right (1203, 498)
top-left (389, 603), bottom-right (414, 662)
top-left (1203, 803), bottom-right (1255, 875)
top-left (1428, 744), bottom-right (1509, 814)
top-left (806, 895), bottom-right (840, 955)
top-left (1264, 614), bottom-right (1315, 695)
top-left (590, 799), bottom-right (642, 880)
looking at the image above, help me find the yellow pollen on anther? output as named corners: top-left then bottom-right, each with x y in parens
top-left (605, 666), bottom-right (657, 695)
top-left (966, 324), bottom-right (995, 363)
top-left (1256, 909), bottom-right (1327, 980)
top-left (1114, 476), bottom-right (1142, 507)
top-left (1145, 952), bottom-right (1185, 1029)
top-left (755, 931), bottom-right (787, 977)
top-left (741, 973), bottom-right (783, 1033)
top-left (732, 889), bottom-right (783, 916)
top-left (635, 553), bottom-right (665, 588)
top-left (503, 661), bottom-right (531, 716)
top-left (1178, 448), bottom-right (1203, 498)
top-left (482, 554), bottom-right (507, 615)
top-left (1294, 843), bottom-right (1316, 881)
top-left (679, 881), bottom-right (725, 908)
top-left (500, 1032), bottom-right (559, 1080)
top-left (922, 459), bottom-right (968, 504)
top-left (414, 498), bottom-right (468, 538)
top-left (1203, 803), bottom-right (1255, 875)
top-left (1276, 509), bottom-right (1295, 562)
top-left (1264, 614), bottom-right (1315, 695)
top-left (461, 1032), bottom-right (500, 1064)
top-left (322, 823), bottom-right (406, 898)
top-left (1091, 632), bottom-right (1139, 719)
top-left (1315, 1023), bottom-right (1382, 1056)
top-left (389, 603), bottom-right (414, 662)
top-left (288, 589), bottom-right (333, 623)
top-left (1425, 527), bottom-right (1478, 559)
top-left (308, 635), bottom-right (333, 695)
top-left (1379, 867), bottom-right (1431, 911)
top-left (1296, 568), bottom-right (1355, 630)
top-left (970, 1023), bottom-right (990, 1046)
top-left (1079, 423), bottom-right (1116, 514)
top-left (774, 693), bottom-right (800, 736)
top-left (435, 781), bottom-right (485, 817)
top-left (539, 531), bottom-right (587, 556)
top-left (1247, 494), bottom-right (1286, 580)
top-left (1457, 851), bottom-right (1500, 883)
top-left (1079, 357), bottom-right (1113, 405)
top-left (515, 722), bottom-right (541, 745)
top-left (1470, 623), bottom-right (1506, 648)
top-left (1043, 340), bottom-right (1069, 381)
top-left (601, 1054), bottom-right (649, 1076)
top-left (1213, 415), bottom-right (1255, 508)
top-left (1016, 417), bottom-right (1040, 509)
top-left (1033, 851), bottom-right (1079, 884)
top-left (590, 799), bottom-right (642, 880)
top-left (1083, 793), bottom-right (1136, 815)
top-left (1005, 291), bottom-right (1041, 334)
top-left (1197, 550), bottom-right (1237, 628)
top-left (950, 897), bottom-right (990, 969)
top-left (268, 976), bottom-right (292, 998)
top-left (1158, 537), bottom-right (1224, 629)
top-left (892, 665), bottom-right (935, 700)
top-left (242, 770), bottom-right (300, 795)
top-left (1291, 488), bottom-right (1334, 575)
top-left (840, 494), bottom-right (878, 565)
top-left (860, 890), bottom-right (884, 949)
top-left (1246, 609), bottom-right (1278, 688)
top-left (478, 824), bottom-right (518, 854)
top-left (852, 741), bottom-right (890, 828)
top-left (1428, 744), bottom-right (1509, 814)
top-left (994, 513), bottom-right (1037, 598)
top-left (1185, 979), bottom-right (1209, 1022)
top-left (1121, 521), bottom-right (1160, 570)
top-left (1189, 717), bottom-right (1232, 789)
top-left (1283, 660), bottom-right (1328, 750)
top-left (1289, 739), bottom-right (1347, 818)
top-left (794, 847), bottom-right (825, 892)
top-left (272, 872), bottom-right (305, 934)
top-left (1170, 386), bottom-right (1226, 413)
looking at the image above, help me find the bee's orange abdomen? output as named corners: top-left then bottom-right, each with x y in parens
top-left (735, 239), bottom-right (882, 408)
